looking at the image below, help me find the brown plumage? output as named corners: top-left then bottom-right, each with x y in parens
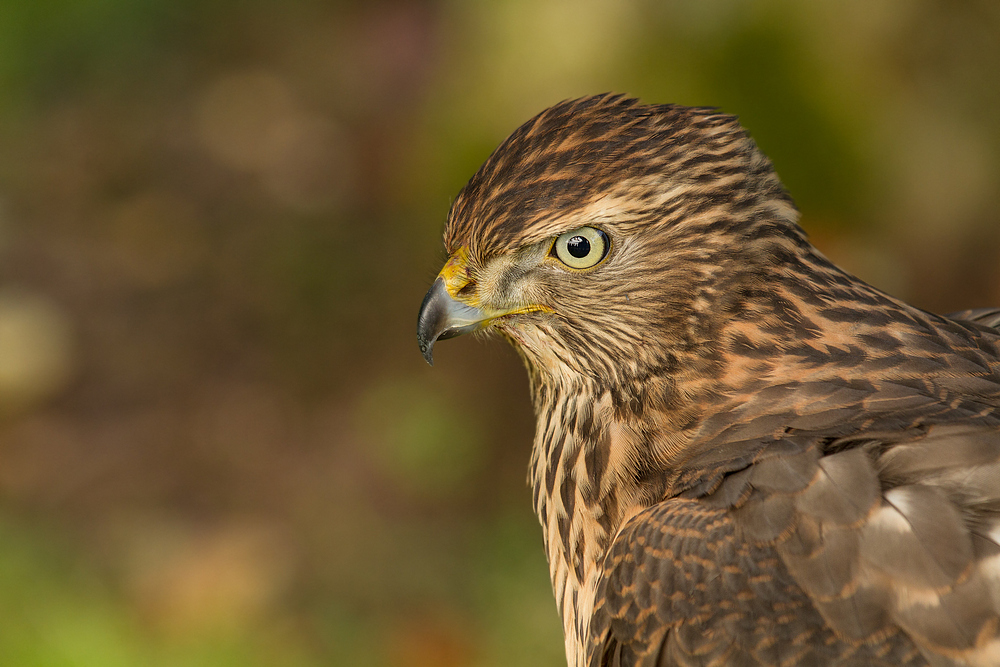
top-left (416, 94), bottom-right (1000, 667)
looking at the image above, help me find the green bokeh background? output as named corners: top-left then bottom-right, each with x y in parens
top-left (0, 1), bottom-right (999, 665)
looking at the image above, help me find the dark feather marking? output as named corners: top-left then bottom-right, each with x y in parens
top-left (546, 435), bottom-right (564, 496)
top-left (584, 437), bottom-right (609, 500)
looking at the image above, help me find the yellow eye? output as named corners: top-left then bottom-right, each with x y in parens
top-left (553, 227), bottom-right (610, 269)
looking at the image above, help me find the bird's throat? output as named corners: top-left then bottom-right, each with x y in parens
top-left (526, 371), bottom-right (704, 666)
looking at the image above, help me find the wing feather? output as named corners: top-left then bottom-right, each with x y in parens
top-left (589, 422), bottom-right (1000, 666)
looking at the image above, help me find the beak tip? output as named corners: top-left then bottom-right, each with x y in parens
top-left (417, 274), bottom-right (485, 367)
top-left (419, 339), bottom-right (435, 366)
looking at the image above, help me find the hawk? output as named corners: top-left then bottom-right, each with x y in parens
top-left (416, 94), bottom-right (1000, 667)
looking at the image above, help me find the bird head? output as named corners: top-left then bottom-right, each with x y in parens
top-left (418, 94), bottom-right (803, 390)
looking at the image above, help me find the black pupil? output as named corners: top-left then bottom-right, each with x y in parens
top-left (567, 236), bottom-right (591, 258)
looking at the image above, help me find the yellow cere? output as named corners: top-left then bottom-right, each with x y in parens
top-left (437, 246), bottom-right (554, 320)
top-left (438, 247), bottom-right (472, 299)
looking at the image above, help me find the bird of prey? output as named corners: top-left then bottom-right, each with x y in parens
top-left (416, 94), bottom-right (1000, 667)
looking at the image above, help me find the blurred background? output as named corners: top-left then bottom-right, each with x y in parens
top-left (0, 1), bottom-right (999, 665)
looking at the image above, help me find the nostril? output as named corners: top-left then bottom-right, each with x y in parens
top-left (457, 281), bottom-right (477, 298)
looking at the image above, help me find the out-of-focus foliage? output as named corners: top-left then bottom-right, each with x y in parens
top-left (0, 1), bottom-right (998, 665)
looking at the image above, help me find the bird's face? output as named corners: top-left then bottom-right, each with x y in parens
top-left (418, 95), bottom-right (798, 387)
top-left (417, 185), bottom-right (708, 384)
top-left (418, 219), bottom-right (619, 370)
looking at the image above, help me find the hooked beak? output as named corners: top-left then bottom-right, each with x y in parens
top-left (417, 247), bottom-right (552, 365)
top-left (417, 247), bottom-right (489, 365)
top-left (416, 277), bottom-right (489, 365)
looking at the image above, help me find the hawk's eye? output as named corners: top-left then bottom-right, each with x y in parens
top-left (553, 227), bottom-right (609, 269)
